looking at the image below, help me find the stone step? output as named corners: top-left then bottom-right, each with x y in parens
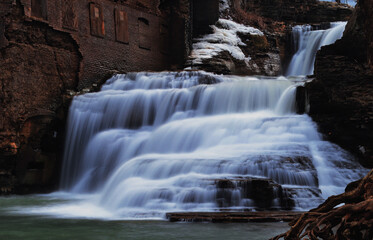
top-left (166, 211), bottom-right (303, 223)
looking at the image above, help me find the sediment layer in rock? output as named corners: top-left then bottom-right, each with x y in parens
top-left (166, 211), bottom-right (303, 223)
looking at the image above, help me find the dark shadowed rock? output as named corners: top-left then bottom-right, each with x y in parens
top-left (306, 0), bottom-right (373, 168)
top-left (166, 211), bottom-right (303, 223)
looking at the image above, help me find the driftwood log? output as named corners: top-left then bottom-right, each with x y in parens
top-left (270, 169), bottom-right (373, 240)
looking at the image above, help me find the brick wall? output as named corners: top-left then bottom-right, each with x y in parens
top-left (19, 0), bottom-right (188, 88)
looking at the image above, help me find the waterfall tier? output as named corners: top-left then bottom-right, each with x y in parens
top-left (60, 72), bottom-right (366, 219)
top-left (286, 22), bottom-right (346, 76)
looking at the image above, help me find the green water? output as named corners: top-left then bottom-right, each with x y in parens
top-left (0, 196), bottom-right (289, 240)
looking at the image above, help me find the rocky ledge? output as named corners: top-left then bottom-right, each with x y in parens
top-left (166, 211), bottom-right (303, 223)
top-left (187, 0), bottom-right (353, 76)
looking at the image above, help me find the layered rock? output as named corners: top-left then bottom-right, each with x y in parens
top-left (307, 0), bottom-right (373, 167)
top-left (186, 18), bottom-right (281, 75)
top-left (0, 1), bottom-right (80, 193)
top-left (186, 0), bottom-right (353, 76)
top-left (235, 0), bottom-right (352, 25)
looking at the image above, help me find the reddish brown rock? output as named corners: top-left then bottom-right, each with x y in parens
top-left (233, 0), bottom-right (352, 26)
top-left (0, 1), bottom-right (80, 193)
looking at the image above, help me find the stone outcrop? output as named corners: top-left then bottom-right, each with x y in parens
top-left (234, 0), bottom-right (352, 25)
top-left (186, 19), bottom-right (281, 76)
top-left (0, 1), bottom-right (80, 193)
top-left (215, 177), bottom-right (295, 210)
top-left (307, 0), bottom-right (373, 168)
top-left (166, 211), bottom-right (303, 223)
top-left (186, 0), bottom-right (353, 76)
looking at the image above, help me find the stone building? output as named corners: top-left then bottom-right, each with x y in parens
top-left (19, 0), bottom-right (192, 88)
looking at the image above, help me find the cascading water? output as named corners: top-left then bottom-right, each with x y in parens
top-left (58, 71), bottom-right (367, 219)
top-left (286, 22), bottom-right (346, 76)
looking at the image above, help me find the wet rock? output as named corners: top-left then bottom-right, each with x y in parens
top-left (0, 2), bottom-right (80, 193)
top-left (295, 86), bottom-right (307, 114)
top-left (166, 211), bottom-right (303, 223)
top-left (307, 0), bottom-right (373, 167)
top-left (214, 177), bottom-right (295, 210)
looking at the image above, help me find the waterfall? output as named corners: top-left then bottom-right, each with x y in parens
top-left (286, 22), bottom-right (346, 76)
top-left (59, 72), bottom-right (367, 219)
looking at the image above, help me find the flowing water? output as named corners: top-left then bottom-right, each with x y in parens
top-left (286, 22), bottom-right (346, 76)
top-left (0, 195), bottom-right (289, 240)
top-left (0, 21), bottom-right (368, 239)
top-left (52, 71), bottom-right (366, 219)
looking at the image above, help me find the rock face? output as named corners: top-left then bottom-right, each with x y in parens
top-left (236, 0), bottom-right (352, 24)
top-left (186, 0), bottom-right (353, 76)
top-left (215, 177), bottom-right (295, 210)
top-left (307, 0), bottom-right (373, 168)
top-left (0, 1), bottom-right (80, 193)
top-left (186, 18), bottom-right (281, 76)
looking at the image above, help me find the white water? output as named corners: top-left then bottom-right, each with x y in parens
top-left (13, 20), bottom-right (364, 220)
top-left (286, 22), bottom-right (346, 76)
top-left (51, 71), bottom-right (367, 219)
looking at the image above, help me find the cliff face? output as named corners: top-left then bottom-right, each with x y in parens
top-left (0, 1), bottom-right (80, 193)
top-left (307, 0), bottom-right (373, 168)
top-left (187, 0), bottom-right (353, 76)
top-left (235, 0), bottom-right (352, 24)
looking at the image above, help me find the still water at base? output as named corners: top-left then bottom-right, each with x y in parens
top-left (0, 195), bottom-right (288, 240)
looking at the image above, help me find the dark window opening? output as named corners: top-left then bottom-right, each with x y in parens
top-left (138, 17), bottom-right (150, 50)
top-left (62, 0), bottom-right (78, 30)
top-left (31, 0), bottom-right (48, 20)
top-left (160, 23), bottom-right (170, 54)
top-left (115, 9), bottom-right (129, 43)
top-left (89, 3), bottom-right (105, 37)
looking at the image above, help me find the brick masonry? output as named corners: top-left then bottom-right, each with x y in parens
top-left (19, 0), bottom-right (190, 88)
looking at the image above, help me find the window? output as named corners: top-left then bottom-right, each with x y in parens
top-left (31, 0), bottom-right (48, 20)
top-left (89, 3), bottom-right (105, 37)
top-left (138, 17), bottom-right (150, 50)
top-left (159, 22), bottom-right (169, 54)
top-left (62, 0), bottom-right (78, 30)
top-left (115, 9), bottom-right (129, 43)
